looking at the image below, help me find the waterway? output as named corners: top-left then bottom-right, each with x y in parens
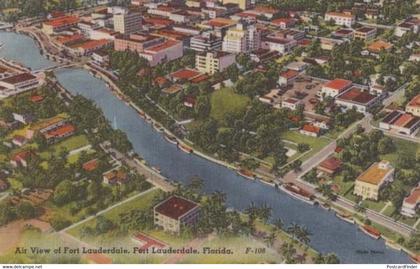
top-left (0, 30), bottom-right (412, 263)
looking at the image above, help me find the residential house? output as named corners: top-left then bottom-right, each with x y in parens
top-left (10, 150), bottom-right (33, 168)
top-left (103, 169), bottom-right (128, 185)
top-left (401, 185), bottom-right (420, 218)
top-left (319, 78), bottom-right (352, 99)
top-left (324, 11), bottom-right (355, 27)
top-left (300, 123), bottom-right (321, 137)
top-left (278, 69), bottom-right (299, 86)
top-left (317, 156), bottom-right (342, 176)
top-left (406, 95), bottom-right (420, 117)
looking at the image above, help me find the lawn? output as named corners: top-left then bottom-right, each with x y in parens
top-left (210, 87), bottom-right (250, 124)
top-left (281, 131), bottom-right (331, 161)
top-left (40, 134), bottom-right (90, 159)
top-left (380, 138), bottom-right (419, 165)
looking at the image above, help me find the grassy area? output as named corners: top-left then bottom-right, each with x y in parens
top-left (380, 138), bottom-right (419, 165)
top-left (210, 87), bottom-right (250, 124)
top-left (281, 131), bottom-right (331, 161)
top-left (330, 175), bottom-right (354, 196)
top-left (40, 134), bottom-right (90, 159)
top-left (67, 188), bottom-right (161, 238)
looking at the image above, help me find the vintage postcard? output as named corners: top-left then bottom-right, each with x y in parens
top-left (0, 0), bottom-right (419, 267)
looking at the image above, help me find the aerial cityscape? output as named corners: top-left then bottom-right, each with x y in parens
top-left (0, 0), bottom-right (419, 265)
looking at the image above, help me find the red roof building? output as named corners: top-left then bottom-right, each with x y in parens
top-left (43, 123), bottom-right (76, 143)
top-left (300, 123), bottom-right (321, 137)
top-left (318, 156), bottom-right (342, 176)
top-left (320, 78), bottom-right (352, 99)
top-left (154, 196), bottom-right (200, 233)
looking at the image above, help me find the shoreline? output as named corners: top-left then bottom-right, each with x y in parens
top-left (8, 28), bottom-right (416, 259)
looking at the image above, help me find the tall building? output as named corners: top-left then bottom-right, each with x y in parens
top-left (195, 51), bottom-right (235, 74)
top-left (190, 32), bottom-right (222, 52)
top-left (222, 23), bottom-right (260, 54)
top-left (113, 12), bottom-right (142, 34)
top-left (222, 0), bottom-right (250, 10)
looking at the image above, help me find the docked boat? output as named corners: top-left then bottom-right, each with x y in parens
top-left (178, 144), bottom-right (193, 154)
top-left (320, 203), bottom-right (330, 211)
top-left (335, 212), bottom-right (355, 224)
top-left (153, 123), bottom-right (164, 133)
top-left (164, 134), bottom-right (178, 145)
top-left (360, 225), bottom-right (381, 240)
top-left (151, 166), bottom-right (161, 174)
top-left (280, 183), bottom-right (315, 205)
top-left (237, 169), bottom-right (255, 180)
top-left (385, 240), bottom-right (402, 251)
top-left (145, 116), bottom-right (152, 123)
top-left (138, 110), bottom-right (146, 119)
top-left (409, 255), bottom-right (420, 264)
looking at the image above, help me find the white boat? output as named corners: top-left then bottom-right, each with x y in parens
top-left (164, 134), bottom-right (178, 145)
top-left (335, 212), bottom-right (355, 224)
top-left (153, 123), bottom-right (164, 133)
top-left (279, 183), bottom-right (315, 205)
top-left (151, 166), bottom-right (161, 174)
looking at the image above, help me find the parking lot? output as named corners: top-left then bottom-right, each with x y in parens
top-left (282, 75), bottom-right (325, 112)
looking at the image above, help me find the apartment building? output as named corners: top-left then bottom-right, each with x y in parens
top-left (354, 26), bottom-right (377, 40)
top-left (190, 32), bottom-right (222, 51)
top-left (324, 12), bottom-right (355, 27)
top-left (113, 12), bottom-right (142, 34)
top-left (222, 23), bottom-right (261, 53)
top-left (195, 51), bottom-right (235, 74)
top-left (354, 161), bottom-right (394, 201)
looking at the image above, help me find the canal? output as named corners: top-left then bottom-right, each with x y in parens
top-left (0, 30), bottom-right (412, 263)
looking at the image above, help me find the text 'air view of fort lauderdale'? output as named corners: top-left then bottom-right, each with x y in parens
top-left (0, 0), bottom-right (419, 265)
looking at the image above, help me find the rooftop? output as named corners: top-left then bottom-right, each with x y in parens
top-left (302, 123), bottom-right (321, 134)
top-left (368, 40), bottom-right (393, 53)
top-left (319, 156), bottom-right (342, 172)
top-left (325, 11), bottom-right (354, 18)
top-left (44, 15), bottom-right (79, 27)
top-left (407, 95), bottom-right (420, 108)
top-left (1, 73), bottom-right (37, 85)
top-left (155, 196), bottom-right (199, 220)
top-left (404, 186), bottom-right (420, 205)
top-left (337, 87), bottom-right (376, 104)
top-left (355, 26), bottom-right (375, 33)
top-left (323, 79), bottom-right (352, 91)
top-left (280, 69), bottom-right (299, 79)
top-left (357, 161), bottom-right (393, 185)
top-left (170, 68), bottom-right (201, 80)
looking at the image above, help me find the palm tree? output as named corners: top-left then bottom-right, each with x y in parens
top-left (280, 242), bottom-right (296, 263)
top-left (286, 222), bottom-right (301, 241)
top-left (273, 218), bottom-right (284, 231)
top-left (296, 226), bottom-right (312, 245)
top-left (264, 231), bottom-right (277, 247)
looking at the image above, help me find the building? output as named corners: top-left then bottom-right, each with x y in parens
top-left (319, 37), bottom-right (346, 50)
top-left (42, 123), bottom-right (76, 144)
top-left (0, 73), bottom-right (42, 99)
top-left (324, 11), bottom-right (355, 27)
top-left (406, 95), bottom-right (420, 117)
top-left (367, 40), bottom-right (393, 54)
top-left (317, 156), bottom-right (342, 176)
top-left (278, 69), bottom-right (299, 86)
top-left (332, 28), bottom-right (354, 39)
top-left (12, 112), bottom-right (35, 125)
top-left (222, 0), bottom-right (250, 10)
top-left (195, 51), bottom-right (235, 74)
top-left (395, 18), bottom-right (420, 37)
top-left (69, 39), bottom-right (112, 56)
top-left (282, 97), bottom-right (302, 111)
top-left (380, 110), bottom-right (420, 136)
top-left (319, 79), bottom-right (352, 99)
top-left (260, 37), bottom-right (297, 54)
top-left (42, 15), bottom-right (79, 34)
top-left (401, 185), bottom-right (420, 217)
top-left (270, 18), bottom-right (296, 29)
top-left (222, 23), bottom-right (261, 54)
top-left (10, 150), bottom-right (33, 168)
top-left (335, 87), bottom-right (379, 114)
top-left (258, 89), bottom-right (282, 108)
top-left (154, 196), bottom-right (200, 233)
top-left (113, 12), bottom-right (142, 34)
top-left (103, 169), bottom-right (128, 185)
top-left (354, 27), bottom-right (377, 40)
top-left (300, 123), bottom-right (321, 137)
top-left (353, 161), bottom-right (394, 200)
top-left (114, 33), bottom-right (183, 66)
top-left (190, 32), bottom-right (222, 52)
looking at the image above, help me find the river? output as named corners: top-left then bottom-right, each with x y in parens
top-left (0, 30), bottom-right (412, 263)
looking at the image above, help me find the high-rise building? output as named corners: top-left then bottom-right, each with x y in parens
top-left (113, 12), bottom-right (142, 34)
top-left (195, 51), bottom-right (235, 74)
top-left (222, 23), bottom-right (260, 53)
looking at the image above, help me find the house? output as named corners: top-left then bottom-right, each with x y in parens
top-left (12, 135), bottom-right (27, 147)
top-left (183, 96), bottom-right (196, 108)
top-left (319, 79), bottom-right (352, 99)
top-left (278, 69), bottom-right (299, 86)
top-left (10, 150), bottom-right (34, 168)
top-left (317, 156), bottom-right (342, 176)
top-left (401, 185), bottom-right (420, 217)
top-left (354, 27), bottom-right (377, 41)
top-left (82, 159), bottom-right (98, 172)
top-left (42, 123), bottom-right (76, 144)
top-left (258, 89), bottom-right (282, 109)
top-left (162, 84), bottom-right (183, 96)
top-left (261, 37), bottom-right (297, 54)
top-left (332, 28), bottom-right (354, 39)
top-left (324, 11), bottom-right (355, 27)
top-left (103, 169), bottom-right (128, 185)
top-left (30, 95), bottom-right (44, 103)
top-left (0, 179), bottom-right (8, 192)
top-left (0, 73), bottom-right (42, 99)
top-left (12, 112), bottom-right (35, 125)
top-left (282, 97), bottom-right (302, 111)
top-left (270, 18), bottom-right (296, 29)
top-left (353, 161), bottom-right (394, 201)
top-left (379, 110), bottom-right (420, 136)
top-left (367, 40), bottom-right (393, 55)
top-left (335, 87), bottom-right (380, 114)
top-left (300, 123), bottom-right (321, 137)
top-left (169, 68), bottom-right (203, 83)
top-left (406, 95), bottom-right (420, 117)
top-left (154, 195), bottom-right (200, 233)
top-left (395, 18), bottom-right (420, 37)
top-left (319, 37), bottom-right (346, 50)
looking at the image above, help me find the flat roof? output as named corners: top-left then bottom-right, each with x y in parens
top-left (155, 196), bottom-right (199, 220)
top-left (357, 161), bottom-right (393, 185)
top-left (323, 78), bottom-right (352, 91)
top-left (407, 94), bottom-right (420, 108)
top-left (1, 73), bottom-right (37, 85)
top-left (337, 87), bottom-right (376, 104)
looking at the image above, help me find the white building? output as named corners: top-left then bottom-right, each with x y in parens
top-left (319, 78), bottom-right (352, 99)
top-left (0, 73), bottom-right (42, 99)
top-left (195, 51), bottom-right (235, 74)
top-left (324, 12), bottom-right (355, 27)
top-left (335, 86), bottom-right (380, 114)
top-left (222, 23), bottom-right (261, 54)
top-left (260, 37), bottom-right (297, 54)
top-left (113, 12), bottom-right (142, 34)
top-left (401, 186), bottom-right (420, 218)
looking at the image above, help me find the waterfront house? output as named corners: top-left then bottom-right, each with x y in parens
top-left (401, 185), bottom-right (420, 218)
top-left (317, 156), bottom-right (342, 176)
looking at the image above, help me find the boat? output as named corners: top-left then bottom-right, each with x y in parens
top-left (237, 169), bottom-right (255, 180)
top-left (409, 255), bottom-right (420, 264)
top-left (138, 110), bottom-right (146, 119)
top-left (360, 225), bottom-right (381, 240)
top-left (153, 122), bottom-right (164, 133)
top-left (178, 144), bottom-right (193, 154)
top-left (320, 202), bottom-right (331, 211)
top-left (385, 240), bottom-right (402, 251)
top-left (280, 183), bottom-right (315, 205)
top-left (335, 212), bottom-right (355, 224)
top-left (145, 116), bottom-right (152, 123)
top-left (151, 166), bottom-right (161, 174)
top-left (164, 134), bottom-right (178, 145)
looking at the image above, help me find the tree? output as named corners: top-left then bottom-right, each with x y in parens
top-left (226, 64), bottom-right (239, 82)
top-left (53, 180), bottom-right (77, 206)
top-left (16, 202), bottom-right (36, 219)
top-left (95, 216), bottom-right (114, 234)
